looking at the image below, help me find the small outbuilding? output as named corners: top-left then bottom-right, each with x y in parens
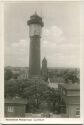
top-left (58, 83), bottom-right (80, 118)
top-left (5, 96), bottom-right (27, 117)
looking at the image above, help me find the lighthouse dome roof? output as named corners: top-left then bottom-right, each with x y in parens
top-left (27, 12), bottom-right (44, 27)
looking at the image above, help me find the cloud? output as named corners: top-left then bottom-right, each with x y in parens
top-left (42, 25), bottom-right (66, 45)
top-left (11, 39), bottom-right (28, 48)
top-left (5, 39), bottom-right (29, 67)
top-left (5, 25), bottom-right (80, 67)
top-left (41, 25), bottom-right (66, 55)
top-left (41, 25), bottom-right (80, 67)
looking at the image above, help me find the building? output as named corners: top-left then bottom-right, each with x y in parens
top-left (58, 83), bottom-right (80, 118)
top-left (41, 57), bottom-right (48, 81)
top-left (17, 70), bottom-right (28, 80)
top-left (27, 12), bottom-right (44, 78)
top-left (5, 96), bottom-right (27, 117)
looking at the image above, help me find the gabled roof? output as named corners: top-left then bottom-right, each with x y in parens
top-left (42, 57), bottom-right (47, 62)
top-left (5, 96), bottom-right (27, 104)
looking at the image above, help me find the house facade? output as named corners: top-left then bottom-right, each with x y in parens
top-left (5, 96), bottom-right (27, 117)
top-left (58, 83), bottom-right (80, 118)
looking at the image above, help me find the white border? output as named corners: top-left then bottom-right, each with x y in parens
top-left (0, 2), bottom-right (4, 122)
top-left (0, 0), bottom-right (84, 124)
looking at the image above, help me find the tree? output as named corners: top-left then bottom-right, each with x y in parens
top-left (63, 69), bottom-right (80, 84)
top-left (45, 88), bottom-right (61, 113)
top-left (4, 79), bottom-right (23, 97)
top-left (13, 73), bottom-right (19, 79)
top-left (22, 79), bottom-right (49, 112)
top-left (4, 69), bottom-right (13, 80)
top-left (4, 78), bottom-right (62, 113)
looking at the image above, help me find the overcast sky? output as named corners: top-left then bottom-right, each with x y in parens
top-left (4, 1), bottom-right (80, 68)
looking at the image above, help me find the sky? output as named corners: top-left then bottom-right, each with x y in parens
top-left (4, 1), bottom-right (80, 68)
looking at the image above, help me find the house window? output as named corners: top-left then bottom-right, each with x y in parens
top-left (76, 107), bottom-right (80, 117)
top-left (8, 106), bottom-right (14, 112)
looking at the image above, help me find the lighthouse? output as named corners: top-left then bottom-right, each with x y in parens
top-left (27, 12), bottom-right (44, 78)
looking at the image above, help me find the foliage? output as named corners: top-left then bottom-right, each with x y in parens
top-left (5, 78), bottom-right (61, 113)
top-left (4, 67), bottom-right (80, 114)
top-left (4, 69), bottom-right (13, 80)
top-left (5, 79), bottom-right (21, 97)
top-left (22, 79), bottom-right (49, 111)
top-left (48, 68), bottom-right (80, 84)
top-left (45, 88), bottom-right (61, 113)
top-left (63, 69), bottom-right (80, 84)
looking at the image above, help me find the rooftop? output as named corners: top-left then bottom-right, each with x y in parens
top-left (5, 96), bottom-right (27, 104)
top-left (27, 12), bottom-right (44, 27)
top-left (59, 83), bottom-right (80, 90)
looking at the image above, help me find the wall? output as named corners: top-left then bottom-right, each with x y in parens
top-left (5, 104), bottom-right (26, 117)
top-left (66, 104), bottom-right (80, 118)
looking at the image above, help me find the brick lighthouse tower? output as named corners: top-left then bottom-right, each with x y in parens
top-left (27, 12), bottom-right (44, 78)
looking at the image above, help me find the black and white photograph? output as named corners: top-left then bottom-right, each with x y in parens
top-left (4, 1), bottom-right (80, 118)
